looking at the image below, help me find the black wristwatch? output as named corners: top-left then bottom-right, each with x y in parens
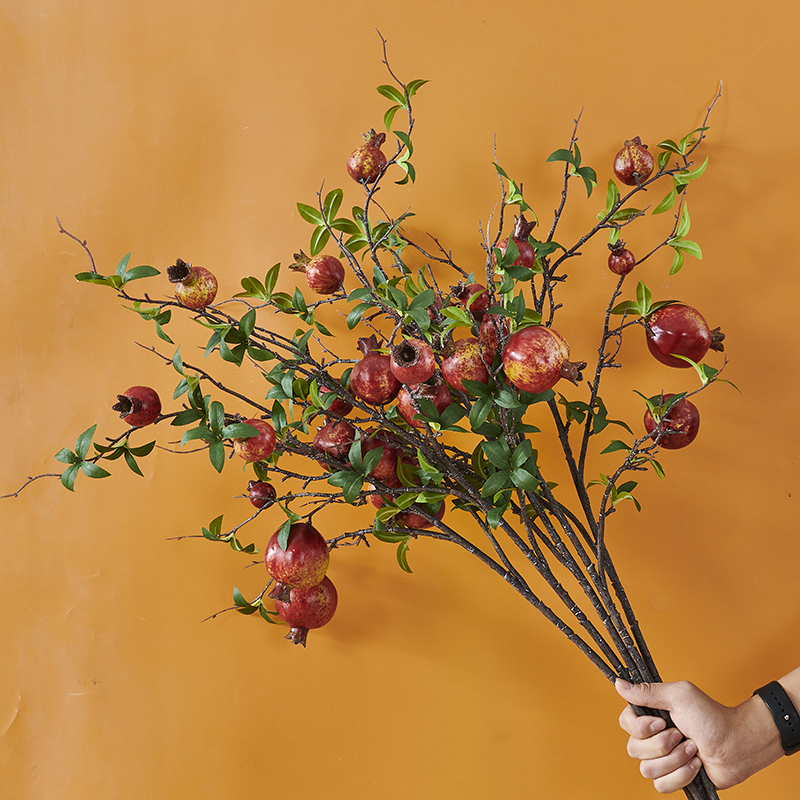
top-left (754, 681), bottom-right (800, 756)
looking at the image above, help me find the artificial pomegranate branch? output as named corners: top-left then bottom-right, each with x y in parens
top-left (8, 54), bottom-right (732, 799)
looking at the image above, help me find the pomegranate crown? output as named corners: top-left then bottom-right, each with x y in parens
top-left (166, 258), bottom-right (192, 283)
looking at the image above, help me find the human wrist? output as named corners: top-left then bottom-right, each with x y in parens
top-left (731, 693), bottom-right (785, 779)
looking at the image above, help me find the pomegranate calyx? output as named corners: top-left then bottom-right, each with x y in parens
top-left (608, 239), bottom-right (627, 254)
top-left (289, 250), bottom-right (311, 271)
top-left (559, 359), bottom-right (587, 386)
top-left (513, 214), bottom-right (537, 241)
top-left (166, 258), bottom-right (192, 283)
top-left (363, 129), bottom-right (386, 148)
top-left (710, 326), bottom-right (726, 352)
top-left (269, 582), bottom-right (292, 603)
top-left (112, 394), bottom-right (138, 418)
top-left (357, 334), bottom-right (384, 357)
top-left (285, 627), bottom-right (310, 647)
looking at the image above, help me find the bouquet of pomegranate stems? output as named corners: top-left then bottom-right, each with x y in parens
top-left (6, 43), bottom-right (730, 800)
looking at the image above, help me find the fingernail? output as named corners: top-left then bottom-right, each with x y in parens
top-left (649, 719), bottom-right (666, 734)
top-left (685, 740), bottom-right (697, 757)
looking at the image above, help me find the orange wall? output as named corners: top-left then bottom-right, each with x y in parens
top-left (2, 2), bottom-right (800, 798)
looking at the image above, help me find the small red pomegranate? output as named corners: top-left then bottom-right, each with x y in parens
top-left (613, 137), bottom-right (655, 186)
top-left (478, 313), bottom-right (511, 359)
top-left (453, 283), bottom-right (490, 322)
top-left (167, 258), bottom-right (218, 309)
top-left (112, 386), bottom-right (162, 427)
top-left (390, 338), bottom-right (437, 384)
top-left (247, 480), bottom-right (277, 509)
top-left (312, 419), bottom-right (356, 463)
top-left (645, 304), bottom-right (725, 368)
top-left (493, 215), bottom-right (537, 269)
top-left (350, 335), bottom-right (401, 405)
top-left (442, 338), bottom-right (490, 394)
top-left (361, 430), bottom-right (403, 486)
top-left (502, 326), bottom-right (585, 394)
top-left (643, 394), bottom-right (700, 450)
top-left (346, 129), bottom-right (387, 184)
top-left (265, 522), bottom-right (330, 589)
top-left (607, 240), bottom-right (636, 275)
top-left (396, 376), bottom-right (453, 428)
top-left (290, 252), bottom-right (345, 295)
top-left (273, 575), bottom-right (338, 647)
top-left (232, 418), bottom-right (276, 462)
top-left (320, 382), bottom-right (353, 417)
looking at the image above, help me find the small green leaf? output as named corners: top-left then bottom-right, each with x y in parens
top-left (296, 202), bottom-right (324, 225)
top-left (60, 463), bottom-right (81, 492)
top-left (80, 461), bottom-right (111, 479)
top-left (396, 538), bottom-right (413, 573)
top-left (74, 425), bottom-right (98, 460)
top-left (376, 84), bottom-right (406, 105)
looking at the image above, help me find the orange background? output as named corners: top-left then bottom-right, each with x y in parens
top-left (2, 2), bottom-right (800, 798)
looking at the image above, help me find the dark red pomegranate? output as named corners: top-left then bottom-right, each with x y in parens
top-left (645, 304), bottom-right (725, 368)
top-left (312, 419), bottom-right (356, 463)
top-left (494, 215), bottom-right (537, 269)
top-left (350, 335), bottom-right (401, 405)
top-left (264, 522), bottom-right (330, 589)
top-left (232, 418), bottom-right (276, 462)
top-left (290, 252), bottom-right (345, 295)
top-left (320, 381), bottom-right (353, 417)
top-left (643, 393), bottom-right (700, 450)
top-left (396, 376), bottom-right (453, 428)
top-left (247, 480), bottom-right (277, 509)
top-left (442, 338), bottom-right (490, 394)
top-left (453, 283), bottom-right (490, 322)
top-left (607, 240), bottom-right (636, 275)
top-left (112, 386), bottom-right (162, 427)
top-left (390, 338), bottom-right (437, 384)
top-left (166, 258), bottom-right (218, 309)
top-left (478, 313), bottom-right (511, 359)
top-left (502, 326), bottom-right (585, 394)
top-left (613, 137), bottom-right (655, 186)
top-left (274, 576), bottom-right (338, 647)
top-left (346, 129), bottom-right (387, 184)
top-left (361, 430), bottom-right (403, 486)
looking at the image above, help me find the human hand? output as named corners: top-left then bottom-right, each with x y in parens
top-left (615, 678), bottom-right (783, 793)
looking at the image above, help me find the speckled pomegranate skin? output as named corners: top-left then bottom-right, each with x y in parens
top-left (502, 326), bottom-right (569, 394)
top-left (645, 304), bottom-right (712, 368)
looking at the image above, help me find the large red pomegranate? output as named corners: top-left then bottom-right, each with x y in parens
top-left (312, 419), bottom-right (356, 463)
top-left (396, 376), bottom-right (452, 428)
top-left (232, 418), bottom-right (276, 462)
top-left (346, 129), bottom-right (387, 184)
top-left (442, 338), bottom-right (490, 394)
top-left (643, 394), bottom-right (700, 450)
top-left (350, 335), bottom-right (401, 405)
top-left (290, 252), bottom-right (345, 295)
top-left (264, 522), bottom-right (330, 589)
top-left (494, 215), bottom-right (537, 269)
top-left (502, 326), bottom-right (585, 394)
top-left (645, 304), bottom-right (725, 368)
top-left (274, 576), bottom-right (338, 647)
top-left (390, 338), bottom-right (437, 384)
top-left (112, 386), bottom-right (162, 427)
top-left (613, 137), bottom-right (655, 186)
top-left (166, 258), bottom-right (218, 309)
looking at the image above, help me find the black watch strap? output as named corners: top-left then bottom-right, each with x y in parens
top-left (754, 681), bottom-right (800, 756)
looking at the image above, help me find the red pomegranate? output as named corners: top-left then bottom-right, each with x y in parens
top-left (369, 488), bottom-right (445, 529)
top-left (478, 313), bottom-right (511, 359)
top-left (274, 576), bottom-right (338, 647)
top-left (361, 430), bottom-right (404, 487)
top-left (607, 240), bottom-right (636, 275)
top-left (494, 215), bottom-right (537, 269)
top-left (264, 522), bottom-right (330, 589)
top-left (350, 335), bottom-right (401, 405)
top-left (390, 338), bottom-right (437, 385)
top-left (112, 386), bottom-right (162, 427)
top-left (312, 419), bottom-right (356, 463)
top-left (346, 129), bottom-right (387, 184)
top-left (502, 326), bottom-right (585, 394)
top-left (247, 480), bottom-right (277, 509)
top-left (442, 338), bottom-right (490, 394)
top-left (232, 418), bottom-right (276, 462)
top-left (289, 252), bottom-right (345, 295)
top-left (645, 304), bottom-right (725, 368)
top-left (319, 381), bottom-right (353, 417)
top-left (453, 283), bottom-right (490, 322)
top-left (166, 258), bottom-right (218, 309)
top-left (643, 394), bottom-right (700, 450)
top-left (613, 137), bottom-right (655, 186)
top-left (396, 376), bottom-right (452, 428)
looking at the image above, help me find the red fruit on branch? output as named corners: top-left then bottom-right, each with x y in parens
top-left (396, 375), bottom-right (453, 428)
top-left (112, 385), bottom-right (162, 427)
top-left (645, 304), bottom-right (725, 368)
top-left (369, 487), bottom-right (445, 529)
top-left (478, 313), bottom-right (511, 359)
top-left (265, 522), bottom-right (330, 589)
top-left (350, 335), bottom-right (401, 405)
top-left (346, 129), bottom-right (387, 184)
top-left (361, 430), bottom-right (403, 486)
top-left (502, 326), bottom-right (586, 394)
top-left (607, 240), bottom-right (636, 275)
top-left (453, 282), bottom-right (490, 322)
top-left (613, 137), bottom-right (655, 187)
top-left (643, 393), bottom-right (700, 450)
top-left (441, 337), bottom-right (490, 394)
top-left (494, 215), bottom-right (538, 269)
top-left (166, 258), bottom-right (218, 309)
top-left (290, 251), bottom-right (345, 295)
top-left (319, 382), bottom-right (353, 417)
top-left (390, 338), bottom-right (437, 384)
top-left (247, 480), bottom-right (277, 509)
top-left (312, 419), bottom-right (356, 463)
top-left (232, 418), bottom-right (276, 462)
top-left (273, 575), bottom-right (338, 647)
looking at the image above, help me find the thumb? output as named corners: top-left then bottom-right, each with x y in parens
top-left (615, 678), bottom-right (676, 712)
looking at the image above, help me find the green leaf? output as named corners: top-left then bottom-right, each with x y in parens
top-left (670, 239), bottom-right (703, 259)
top-left (239, 308), bottom-right (256, 339)
top-left (54, 447), bottom-right (79, 465)
top-left (122, 265), bottom-right (159, 283)
top-left (546, 148), bottom-right (576, 166)
top-left (384, 104), bottom-right (401, 132)
top-left (674, 156), bottom-right (708, 186)
top-left (376, 84), bottom-right (406, 105)
top-left (222, 422), bottom-right (259, 440)
top-left (309, 225), bottom-right (330, 257)
top-left (481, 470), bottom-right (510, 498)
top-left (322, 188), bottom-right (344, 223)
top-left (600, 439), bottom-right (631, 455)
top-left (123, 450), bottom-right (144, 476)
top-left (115, 252), bottom-right (132, 277)
top-left (510, 467), bottom-right (539, 492)
top-left (208, 441), bottom-right (225, 473)
top-left (74, 424), bottom-right (98, 460)
top-left (80, 461), bottom-right (111, 479)
top-left (653, 186), bottom-right (678, 215)
top-left (208, 401), bottom-right (226, 436)
top-left (60, 463), bottom-right (81, 492)
top-left (396, 538), bottom-right (413, 573)
top-left (296, 202), bottom-right (324, 225)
